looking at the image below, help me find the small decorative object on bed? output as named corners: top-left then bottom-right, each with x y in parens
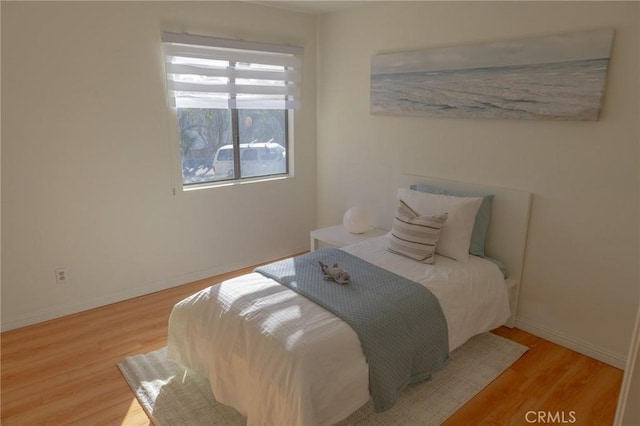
top-left (319, 261), bottom-right (351, 284)
top-left (343, 206), bottom-right (372, 234)
top-left (371, 29), bottom-right (614, 121)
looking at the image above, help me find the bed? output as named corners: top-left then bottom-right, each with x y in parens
top-left (167, 175), bottom-right (532, 426)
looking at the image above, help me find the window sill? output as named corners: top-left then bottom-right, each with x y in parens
top-left (179, 174), bottom-right (291, 194)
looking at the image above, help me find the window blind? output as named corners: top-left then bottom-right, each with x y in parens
top-left (162, 32), bottom-right (303, 110)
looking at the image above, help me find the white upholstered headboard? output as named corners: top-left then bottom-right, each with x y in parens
top-left (385, 174), bottom-right (533, 283)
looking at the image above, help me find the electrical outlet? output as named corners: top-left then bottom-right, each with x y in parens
top-left (55, 268), bottom-right (68, 284)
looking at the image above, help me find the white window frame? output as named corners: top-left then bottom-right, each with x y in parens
top-left (161, 32), bottom-right (303, 192)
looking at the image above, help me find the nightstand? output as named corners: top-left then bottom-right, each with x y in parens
top-left (310, 224), bottom-right (388, 251)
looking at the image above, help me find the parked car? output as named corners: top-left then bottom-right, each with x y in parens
top-left (212, 142), bottom-right (286, 178)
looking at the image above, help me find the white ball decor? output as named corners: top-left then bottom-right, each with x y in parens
top-left (343, 207), bottom-right (371, 234)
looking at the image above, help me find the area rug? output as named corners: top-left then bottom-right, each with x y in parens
top-left (118, 332), bottom-right (527, 425)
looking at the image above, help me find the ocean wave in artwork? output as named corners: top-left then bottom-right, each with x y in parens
top-left (370, 59), bottom-right (609, 121)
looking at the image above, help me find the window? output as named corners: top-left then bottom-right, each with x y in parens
top-left (162, 32), bottom-right (303, 186)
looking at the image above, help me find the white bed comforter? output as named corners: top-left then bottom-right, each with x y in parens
top-left (167, 236), bottom-right (510, 426)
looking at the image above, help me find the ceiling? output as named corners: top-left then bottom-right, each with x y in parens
top-left (250, 1), bottom-right (367, 15)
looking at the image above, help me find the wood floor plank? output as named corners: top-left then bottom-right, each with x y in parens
top-left (445, 329), bottom-right (623, 426)
top-left (75, 398), bottom-right (149, 426)
top-left (1, 261), bottom-right (624, 425)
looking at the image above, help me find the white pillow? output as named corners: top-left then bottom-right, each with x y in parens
top-left (397, 188), bottom-right (482, 263)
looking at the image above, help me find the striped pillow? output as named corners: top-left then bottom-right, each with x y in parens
top-left (387, 200), bottom-right (448, 263)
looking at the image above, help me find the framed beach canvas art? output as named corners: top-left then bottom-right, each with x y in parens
top-left (370, 29), bottom-right (614, 121)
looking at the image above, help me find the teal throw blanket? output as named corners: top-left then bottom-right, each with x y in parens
top-left (254, 248), bottom-right (449, 412)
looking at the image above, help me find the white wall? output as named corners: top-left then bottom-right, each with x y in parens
top-left (1, 2), bottom-right (317, 330)
top-left (317, 1), bottom-right (639, 367)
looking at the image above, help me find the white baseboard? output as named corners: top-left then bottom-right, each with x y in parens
top-left (515, 317), bottom-right (627, 369)
top-left (1, 246), bottom-right (308, 332)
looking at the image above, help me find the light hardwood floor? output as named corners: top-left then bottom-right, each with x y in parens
top-left (1, 264), bottom-right (624, 425)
